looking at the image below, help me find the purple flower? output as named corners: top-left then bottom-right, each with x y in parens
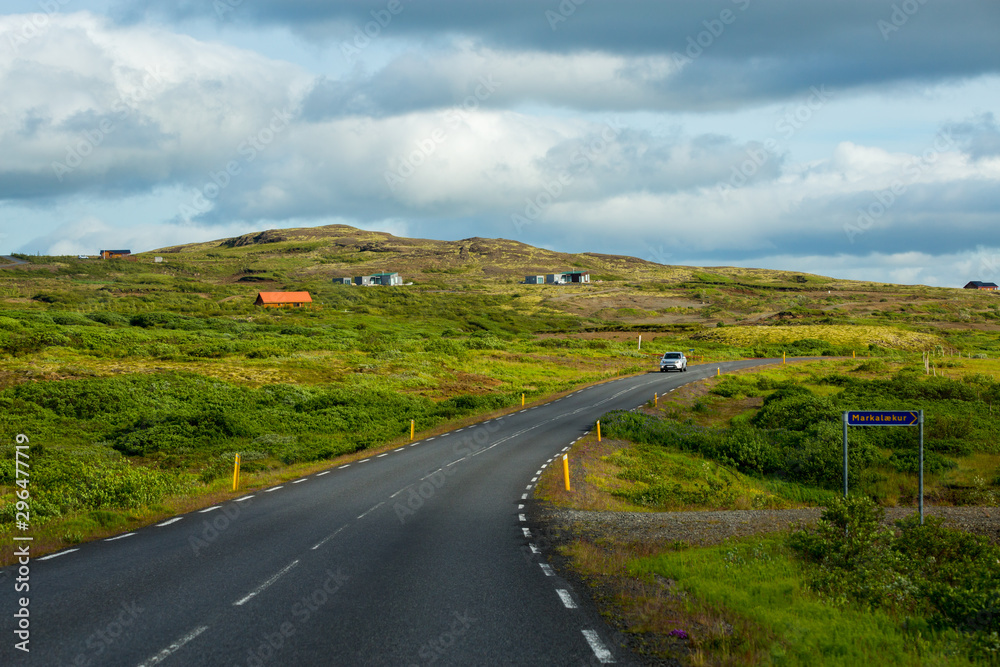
top-left (668, 629), bottom-right (689, 640)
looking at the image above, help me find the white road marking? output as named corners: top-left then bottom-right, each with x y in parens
top-left (137, 625), bottom-right (209, 667)
top-left (525, 484), bottom-right (532, 490)
top-left (38, 549), bottom-right (78, 561)
top-left (456, 428), bottom-right (464, 432)
top-left (522, 493), bottom-right (528, 500)
top-left (358, 458), bottom-right (371, 463)
top-left (446, 458), bottom-right (463, 466)
top-left (198, 506), bottom-right (221, 513)
top-left (357, 501), bottom-right (385, 519)
top-left (338, 464), bottom-right (350, 469)
top-left (292, 479), bottom-right (307, 484)
top-left (264, 486), bottom-right (283, 492)
top-left (427, 437), bottom-right (436, 441)
top-left (557, 589), bottom-right (577, 609)
top-left (235, 495), bottom-right (254, 502)
top-left (582, 629), bottom-right (615, 663)
top-left (540, 564), bottom-right (554, 576)
top-left (234, 560), bottom-right (300, 606)
top-left (394, 447), bottom-right (405, 452)
top-left (518, 504), bottom-right (524, 510)
top-left (104, 533), bottom-right (135, 542)
top-left (518, 514), bottom-right (526, 522)
top-left (522, 527), bottom-right (532, 537)
top-left (529, 543), bottom-right (541, 555)
top-left (391, 485), bottom-right (410, 498)
top-left (156, 518), bottom-right (183, 527)
top-left (312, 525), bottom-right (348, 550)
top-left (421, 468), bottom-right (445, 480)
top-left (376, 453), bottom-right (388, 458)
top-left (317, 471), bottom-right (331, 476)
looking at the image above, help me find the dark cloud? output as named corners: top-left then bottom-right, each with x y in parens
top-left (947, 113), bottom-right (1000, 160)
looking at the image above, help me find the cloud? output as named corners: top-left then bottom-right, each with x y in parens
top-left (948, 112), bottom-right (1000, 160)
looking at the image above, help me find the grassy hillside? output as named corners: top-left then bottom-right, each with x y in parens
top-left (1, 223), bottom-right (999, 558)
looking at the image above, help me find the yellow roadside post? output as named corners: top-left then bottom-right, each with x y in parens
top-left (717, 367), bottom-right (720, 376)
top-left (562, 454), bottom-right (571, 491)
top-left (522, 393), bottom-right (525, 406)
top-left (853, 350), bottom-right (856, 358)
top-left (654, 392), bottom-right (658, 407)
top-left (410, 419), bottom-right (415, 440)
top-left (232, 453), bottom-right (240, 492)
top-left (596, 420), bottom-right (601, 442)
top-left (783, 351), bottom-right (786, 364)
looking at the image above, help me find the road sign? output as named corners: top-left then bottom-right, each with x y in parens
top-left (846, 410), bottom-right (919, 426)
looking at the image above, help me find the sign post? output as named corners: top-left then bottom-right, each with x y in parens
top-left (843, 410), bottom-right (924, 524)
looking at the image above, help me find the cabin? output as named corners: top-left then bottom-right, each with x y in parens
top-left (546, 271), bottom-right (590, 285)
top-left (355, 272), bottom-right (403, 286)
top-left (523, 275), bottom-right (545, 284)
top-left (964, 281), bottom-right (998, 291)
top-left (333, 277), bottom-right (353, 285)
top-left (255, 291), bottom-right (313, 308)
top-left (100, 249), bottom-right (132, 259)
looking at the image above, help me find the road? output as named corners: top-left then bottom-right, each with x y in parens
top-left (0, 256), bottom-right (28, 268)
top-left (1, 358), bottom-right (783, 666)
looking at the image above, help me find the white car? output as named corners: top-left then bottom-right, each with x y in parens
top-left (659, 351), bottom-right (687, 372)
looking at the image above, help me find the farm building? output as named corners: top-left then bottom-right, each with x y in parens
top-left (255, 291), bottom-right (313, 307)
top-left (964, 281), bottom-right (998, 290)
top-left (355, 272), bottom-right (403, 286)
top-left (523, 275), bottom-right (545, 284)
top-left (100, 249), bottom-right (132, 259)
top-left (546, 271), bottom-right (590, 284)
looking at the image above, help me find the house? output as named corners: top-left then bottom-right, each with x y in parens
top-left (523, 275), bottom-right (545, 284)
top-left (354, 272), bottom-right (403, 286)
top-left (100, 249), bottom-right (132, 259)
top-left (255, 291), bottom-right (313, 307)
top-left (964, 281), bottom-right (998, 290)
top-left (333, 277), bottom-right (353, 285)
top-left (546, 271), bottom-right (590, 285)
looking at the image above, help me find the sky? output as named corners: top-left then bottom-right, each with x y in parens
top-left (1, 1), bottom-right (999, 287)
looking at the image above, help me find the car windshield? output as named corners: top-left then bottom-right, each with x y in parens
top-left (663, 353), bottom-right (682, 359)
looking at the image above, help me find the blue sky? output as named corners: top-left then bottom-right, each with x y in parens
top-left (1, 1), bottom-right (999, 286)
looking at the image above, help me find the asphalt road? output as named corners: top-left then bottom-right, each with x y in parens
top-left (2, 358), bottom-right (784, 666)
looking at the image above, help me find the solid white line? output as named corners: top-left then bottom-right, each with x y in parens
top-left (317, 471), bottom-right (331, 476)
top-left (357, 501), bottom-right (385, 519)
top-left (137, 625), bottom-right (209, 667)
top-left (264, 486), bottom-right (283, 492)
top-left (234, 560), bottom-right (300, 606)
top-left (582, 629), bottom-right (615, 663)
top-left (235, 495), bottom-right (254, 502)
top-left (104, 533), bottom-right (135, 542)
top-left (292, 479), bottom-right (307, 484)
top-left (38, 549), bottom-right (79, 561)
top-left (338, 464), bottom-right (350, 469)
top-left (312, 525), bottom-right (348, 550)
top-left (522, 528), bottom-right (532, 538)
top-left (540, 563), bottom-right (554, 576)
top-left (198, 506), bottom-right (221, 513)
top-left (156, 518), bottom-right (183, 527)
top-left (557, 589), bottom-right (577, 609)
top-left (519, 514), bottom-right (526, 522)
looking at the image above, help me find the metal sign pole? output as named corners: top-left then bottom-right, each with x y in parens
top-left (842, 411), bottom-right (849, 498)
top-left (919, 410), bottom-right (924, 525)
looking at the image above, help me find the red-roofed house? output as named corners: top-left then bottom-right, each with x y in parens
top-left (255, 291), bottom-right (313, 307)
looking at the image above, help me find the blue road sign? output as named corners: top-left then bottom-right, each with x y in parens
top-left (846, 411), bottom-right (919, 426)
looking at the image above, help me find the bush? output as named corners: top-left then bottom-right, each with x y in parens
top-left (87, 311), bottom-right (127, 325)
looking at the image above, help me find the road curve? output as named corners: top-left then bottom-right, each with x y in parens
top-left (1, 358), bottom-right (785, 666)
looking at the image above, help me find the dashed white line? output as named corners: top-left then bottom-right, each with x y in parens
top-left (540, 563), bottom-right (554, 576)
top-left (522, 493), bottom-right (528, 500)
top-left (427, 437), bottom-right (436, 441)
top-left (38, 549), bottom-right (79, 561)
top-left (137, 625), bottom-right (209, 667)
top-left (530, 476), bottom-right (538, 483)
top-left (234, 560), bottom-right (300, 606)
top-left (156, 518), bottom-right (183, 527)
top-left (292, 479), bottom-right (307, 484)
top-left (376, 453), bottom-right (389, 458)
top-left (525, 484), bottom-right (533, 490)
top-left (556, 589), bottom-right (577, 609)
top-left (264, 486), bottom-right (283, 493)
top-left (518, 514), bottom-right (526, 522)
top-left (394, 447), bottom-right (405, 452)
top-left (198, 506), bottom-right (221, 513)
top-left (522, 527), bottom-right (532, 538)
top-left (312, 524), bottom-right (348, 550)
top-left (456, 428), bottom-right (465, 432)
top-left (235, 495), bottom-right (254, 502)
top-left (317, 471), bottom-right (331, 476)
top-left (518, 504), bottom-right (524, 510)
top-left (358, 458), bottom-right (371, 463)
top-left (357, 501), bottom-right (385, 519)
top-left (338, 464), bottom-right (350, 469)
top-left (529, 543), bottom-right (541, 555)
top-left (104, 533), bottom-right (135, 542)
top-left (582, 629), bottom-right (615, 663)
